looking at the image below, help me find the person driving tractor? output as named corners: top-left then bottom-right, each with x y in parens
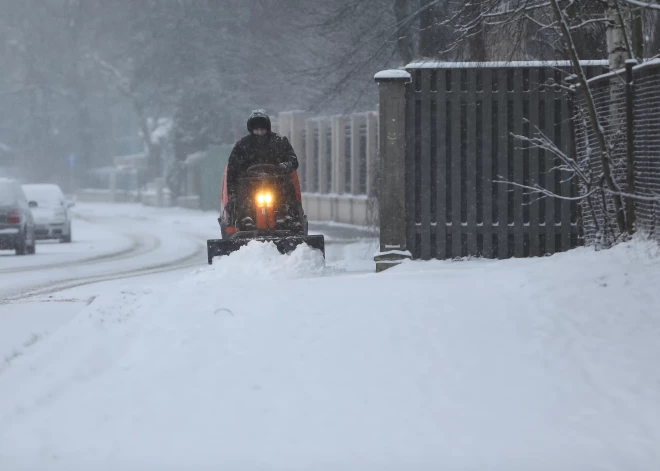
top-left (227, 109), bottom-right (299, 200)
top-left (225, 109), bottom-right (301, 229)
top-left (207, 109), bottom-right (323, 262)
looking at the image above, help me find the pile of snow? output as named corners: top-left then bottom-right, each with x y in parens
top-left (200, 240), bottom-right (329, 281)
top-left (1, 238), bottom-right (659, 470)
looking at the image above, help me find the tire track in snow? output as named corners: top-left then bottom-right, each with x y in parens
top-left (0, 233), bottom-right (149, 275)
top-left (0, 214), bottom-right (155, 275)
top-left (0, 239), bottom-right (206, 303)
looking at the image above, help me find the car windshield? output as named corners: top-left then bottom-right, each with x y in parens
top-left (22, 185), bottom-right (63, 207)
top-left (0, 182), bottom-right (16, 204)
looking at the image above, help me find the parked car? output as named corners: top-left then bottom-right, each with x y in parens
top-left (0, 177), bottom-right (36, 255)
top-left (21, 183), bottom-right (73, 243)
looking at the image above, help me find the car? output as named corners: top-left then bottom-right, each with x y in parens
top-left (0, 177), bottom-right (36, 255)
top-left (21, 183), bottom-right (74, 243)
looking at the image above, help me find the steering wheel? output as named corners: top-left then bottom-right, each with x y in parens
top-left (246, 163), bottom-right (287, 177)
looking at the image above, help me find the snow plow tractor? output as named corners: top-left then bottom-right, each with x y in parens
top-left (206, 163), bottom-right (325, 264)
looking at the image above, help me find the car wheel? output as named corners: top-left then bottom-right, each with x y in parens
top-left (15, 230), bottom-right (27, 255)
top-left (61, 225), bottom-right (72, 243)
top-left (27, 228), bottom-right (36, 254)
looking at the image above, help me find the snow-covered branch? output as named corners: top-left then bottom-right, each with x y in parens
top-left (86, 53), bottom-right (134, 100)
top-left (492, 178), bottom-right (599, 201)
top-left (510, 128), bottom-right (589, 183)
top-left (569, 18), bottom-right (613, 30)
top-left (482, 1), bottom-right (551, 19)
top-left (619, 0), bottom-right (660, 11)
top-left (604, 190), bottom-right (660, 201)
top-left (549, 0), bottom-right (627, 234)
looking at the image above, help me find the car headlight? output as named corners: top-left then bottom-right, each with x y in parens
top-left (256, 192), bottom-right (273, 206)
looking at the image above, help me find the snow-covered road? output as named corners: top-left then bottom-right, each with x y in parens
top-left (0, 203), bottom-right (377, 366)
top-left (1, 202), bottom-right (659, 471)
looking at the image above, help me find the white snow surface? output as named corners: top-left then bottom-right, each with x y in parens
top-left (405, 60), bottom-right (610, 69)
top-left (0, 203), bottom-right (659, 470)
top-left (374, 69), bottom-right (411, 80)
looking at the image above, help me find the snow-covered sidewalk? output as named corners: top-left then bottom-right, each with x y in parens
top-left (1, 230), bottom-right (659, 470)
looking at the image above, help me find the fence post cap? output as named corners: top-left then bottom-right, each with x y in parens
top-left (374, 69), bottom-right (411, 82)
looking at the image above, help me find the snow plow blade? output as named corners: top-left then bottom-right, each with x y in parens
top-left (206, 234), bottom-right (325, 264)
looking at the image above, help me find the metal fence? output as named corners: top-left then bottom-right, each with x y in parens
top-left (273, 110), bottom-right (379, 226)
top-left (633, 61), bottom-right (660, 239)
top-left (273, 111), bottom-right (378, 197)
top-left (574, 60), bottom-right (660, 243)
top-left (403, 62), bottom-right (610, 260)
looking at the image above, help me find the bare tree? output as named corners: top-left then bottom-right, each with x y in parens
top-left (462, 0), bottom-right (660, 245)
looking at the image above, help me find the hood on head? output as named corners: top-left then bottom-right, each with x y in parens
top-left (247, 109), bottom-right (271, 133)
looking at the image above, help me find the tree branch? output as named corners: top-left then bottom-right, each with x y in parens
top-left (492, 178), bottom-right (599, 201)
top-left (619, 0), bottom-right (660, 11)
top-left (549, 0), bottom-right (627, 234)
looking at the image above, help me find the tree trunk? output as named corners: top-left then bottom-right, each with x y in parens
top-left (566, 0), bottom-right (607, 60)
top-left (133, 100), bottom-right (158, 183)
top-left (649, 11), bottom-right (660, 57)
top-left (75, 88), bottom-right (94, 181)
top-left (468, 31), bottom-right (487, 61)
top-left (393, 0), bottom-right (414, 64)
top-left (549, 0), bottom-right (627, 238)
top-left (650, 11), bottom-right (660, 56)
top-left (632, 6), bottom-right (644, 61)
top-left (466, 1), bottom-right (487, 61)
top-left (606, 0), bottom-right (629, 70)
top-left (418, 0), bottom-right (436, 58)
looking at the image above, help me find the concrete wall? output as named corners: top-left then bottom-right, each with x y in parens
top-left (302, 193), bottom-right (377, 226)
top-left (80, 110), bottom-right (379, 228)
top-left (279, 110), bottom-right (379, 227)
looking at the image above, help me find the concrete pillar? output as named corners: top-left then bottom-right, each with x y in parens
top-left (278, 112), bottom-right (293, 140)
top-left (331, 115), bottom-right (346, 194)
top-left (366, 111), bottom-right (379, 198)
top-left (350, 114), bottom-right (366, 195)
top-left (373, 70), bottom-right (412, 272)
top-left (289, 111), bottom-right (307, 191)
top-left (317, 119), bottom-right (330, 194)
top-left (305, 119), bottom-right (318, 193)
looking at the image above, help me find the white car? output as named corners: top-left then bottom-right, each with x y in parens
top-left (21, 183), bottom-right (74, 243)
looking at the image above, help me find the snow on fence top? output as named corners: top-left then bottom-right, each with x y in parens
top-left (405, 60), bottom-right (609, 69)
top-left (633, 58), bottom-right (660, 72)
top-left (374, 69), bottom-right (412, 80)
top-left (583, 58), bottom-right (660, 86)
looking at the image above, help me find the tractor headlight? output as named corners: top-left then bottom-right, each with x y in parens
top-left (256, 192), bottom-right (273, 206)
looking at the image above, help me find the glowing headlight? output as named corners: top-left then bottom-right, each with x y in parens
top-left (256, 192), bottom-right (273, 206)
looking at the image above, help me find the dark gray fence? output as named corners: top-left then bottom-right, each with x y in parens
top-left (403, 62), bottom-right (608, 260)
top-left (574, 60), bottom-right (660, 243)
top-left (635, 61), bottom-right (660, 238)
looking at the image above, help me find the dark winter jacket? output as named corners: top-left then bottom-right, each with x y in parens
top-left (226, 112), bottom-right (299, 197)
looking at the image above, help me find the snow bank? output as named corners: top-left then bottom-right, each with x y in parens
top-left (198, 240), bottom-right (329, 281)
top-left (1, 237), bottom-right (659, 470)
